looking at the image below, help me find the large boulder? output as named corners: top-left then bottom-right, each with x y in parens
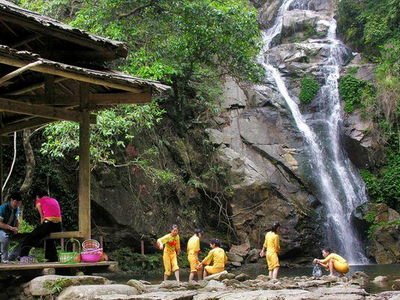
top-left (353, 202), bottom-right (400, 263)
top-left (28, 275), bottom-right (111, 297)
top-left (57, 285), bottom-right (139, 300)
top-left (367, 224), bottom-right (400, 264)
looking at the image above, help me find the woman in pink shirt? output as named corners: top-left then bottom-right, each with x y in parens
top-left (19, 189), bottom-right (62, 262)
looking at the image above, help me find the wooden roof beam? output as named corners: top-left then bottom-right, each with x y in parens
top-left (4, 77), bottom-right (68, 95)
top-left (5, 92), bottom-right (152, 106)
top-left (0, 13), bottom-right (126, 56)
top-left (0, 117), bottom-right (51, 135)
top-left (11, 33), bottom-right (43, 48)
top-left (0, 96), bottom-right (96, 123)
top-left (0, 60), bottom-right (42, 87)
top-left (0, 56), bottom-right (144, 93)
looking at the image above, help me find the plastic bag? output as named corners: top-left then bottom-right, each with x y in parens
top-left (312, 264), bottom-right (322, 277)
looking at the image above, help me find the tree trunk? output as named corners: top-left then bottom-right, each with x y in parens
top-left (20, 129), bottom-right (35, 200)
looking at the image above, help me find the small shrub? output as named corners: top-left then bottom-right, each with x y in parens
top-left (339, 75), bottom-right (375, 113)
top-left (299, 76), bottom-right (319, 103)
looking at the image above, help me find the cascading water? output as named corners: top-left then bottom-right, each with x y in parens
top-left (260, 0), bottom-right (368, 263)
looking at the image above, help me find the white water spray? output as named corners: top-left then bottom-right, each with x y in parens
top-left (260, 0), bottom-right (368, 263)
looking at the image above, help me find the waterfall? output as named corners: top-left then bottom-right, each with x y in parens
top-left (259, 0), bottom-right (368, 263)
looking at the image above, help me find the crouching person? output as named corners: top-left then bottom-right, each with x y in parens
top-left (198, 238), bottom-right (227, 278)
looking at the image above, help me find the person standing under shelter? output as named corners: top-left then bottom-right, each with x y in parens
top-left (19, 189), bottom-right (62, 262)
top-left (0, 192), bottom-right (23, 262)
top-left (157, 224), bottom-right (181, 281)
top-left (187, 228), bottom-right (203, 281)
top-left (260, 221), bottom-right (281, 279)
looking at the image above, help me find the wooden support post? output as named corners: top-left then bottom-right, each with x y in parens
top-left (141, 240), bottom-right (144, 255)
top-left (99, 236), bottom-right (103, 249)
top-left (78, 83), bottom-right (91, 239)
top-left (61, 238), bottom-right (64, 251)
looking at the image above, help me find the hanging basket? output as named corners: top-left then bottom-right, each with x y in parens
top-left (58, 238), bottom-right (81, 264)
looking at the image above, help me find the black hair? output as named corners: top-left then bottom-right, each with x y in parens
top-left (271, 221), bottom-right (281, 233)
top-left (170, 224), bottom-right (179, 231)
top-left (322, 247), bottom-right (333, 253)
top-left (32, 188), bottom-right (48, 198)
top-left (210, 238), bottom-right (221, 247)
top-left (10, 192), bottom-right (23, 202)
top-left (194, 228), bottom-right (203, 235)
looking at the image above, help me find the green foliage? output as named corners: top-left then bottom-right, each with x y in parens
top-left (18, 218), bottom-right (34, 233)
top-left (360, 169), bottom-right (383, 203)
top-left (45, 277), bottom-right (73, 294)
top-left (338, 0), bottom-right (400, 58)
top-left (364, 210), bottom-right (376, 224)
top-left (69, 0), bottom-right (263, 84)
top-left (41, 104), bottom-right (164, 166)
top-left (368, 220), bottom-right (400, 238)
top-left (360, 152), bottom-right (400, 211)
top-left (339, 75), bottom-right (375, 113)
top-left (299, 76), bottom-right (319, 104)
top-left (109, 247), bottom-right (163, 273)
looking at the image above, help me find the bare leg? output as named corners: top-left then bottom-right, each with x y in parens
top-left (174, 270), bottom-right (180, 281)
top-left (328, 260), bottom-right (334, 276)
top-left (272, 267), bottom-right (280, 279)
top-left (197, 269), bottom-right (203, 280)
top-left (164, 274), bottom-right (169, 281)
top-left (269, 270), bottom-right (273, 277)
top-left (189, 272), bottom-right (195, 281)
top-left (203, 268), bottom-right (208, 278)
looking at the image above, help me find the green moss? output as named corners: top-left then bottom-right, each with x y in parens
top-left (339, 74), bottom-right (375, 113)
top-left (299, 76), bottom-right (319, 103)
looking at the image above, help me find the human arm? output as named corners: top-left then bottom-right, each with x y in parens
top-left (157, 234), bottom-right (171, 250)
top-left (260, 234), bottom-right (268, 257)
top-left (313, 254), bottom-right (332, 266)
top-left (0, 206), bottom-right (18, 233)
top-left (36, 203), bottom-right (44, 223)
top-left (198, 249), bottom-right (213, 268)
top-left (0, 219), bottom-right (18, 233)
top-left (176, 236), bottom-right (181, 255)
top-left (275, 234), bottom-right (281, 253)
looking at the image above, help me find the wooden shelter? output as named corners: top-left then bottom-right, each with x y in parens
top-left (0, 0), bottom-right (169, 240)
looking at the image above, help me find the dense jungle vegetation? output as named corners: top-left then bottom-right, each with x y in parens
top-left (338, 0), bottom-right (400, 212)
top-left (5, 0), bottom-right (263, 235)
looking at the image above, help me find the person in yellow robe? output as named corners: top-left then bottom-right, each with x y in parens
top-left (260, 221), bottom-right (281, 279)
top-left (187, 229), bottom-right (203, 281)
top-left (157, 224), bottom-right (181, 281)
top-left (313, 247), bottom-right (349, 276)
top-left (197, 238), bottom-right (227, 277)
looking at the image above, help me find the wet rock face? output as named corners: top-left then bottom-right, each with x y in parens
top-left (211, 0), bottom-right (382, 263)
top-left (353, 202), bottom-right (400, 264)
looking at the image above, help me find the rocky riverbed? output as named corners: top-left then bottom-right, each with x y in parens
top-left (5, 271), bottom-right (400, 300)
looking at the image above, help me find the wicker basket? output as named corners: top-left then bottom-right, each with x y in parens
top-left (82, 239), bottom-right (100, 252)
top-left (58, 238), bottom-right (81, 264)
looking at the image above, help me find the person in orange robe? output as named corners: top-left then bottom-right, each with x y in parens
top-left (260, 221), bottom-right (281, 279)
top-left (314, 247), bottom-right (349, 276)
top-left (187, 228), bottom-right (203, 281)
top-left (157, 224), bottom-right (181, 281)
top-left (198, 238), bottom-right (227, 277)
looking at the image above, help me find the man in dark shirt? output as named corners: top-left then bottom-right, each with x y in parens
top-left (0, 192), bottom-right (23, 262)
